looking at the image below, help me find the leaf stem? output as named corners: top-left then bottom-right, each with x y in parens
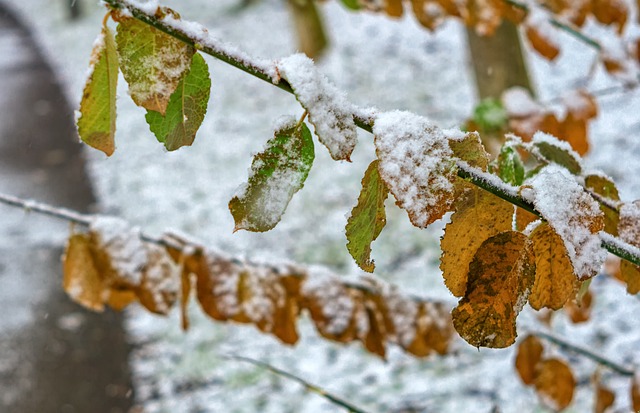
top-left (533, 330), bottom-right (635, 377)
top-left (101, 0), bottom-right (640, 268)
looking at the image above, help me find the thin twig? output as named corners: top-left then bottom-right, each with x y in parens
top-left (227, 355), bottom-right (373, 413)
top-left (533, 331), bottom-right (635, 377)
top-left (98, 0), bottom-right (640, 268)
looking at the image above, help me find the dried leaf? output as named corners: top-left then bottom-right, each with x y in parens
top-left (448, 131), bottom-right (490, 171)
top-left (632, 372), bottom-right (640, 411)
top-left (525, 24), bottom-right (560, 61)
top-left (386, 0), bottom-right (404, 17)
top-left (515, 208), bottom-right (538, 232)
top-left (592, 0), bottom-right (628, 33)
top-left (618, 201), bottom-right (640, 294)
top-left (534, 358), bottom-right (576, 411)
top-left (137, 244), bottom-right (180, 315)
top-left (515, 334), bottom-right (544, 385)
top-left (106, 288), bottom-right (137, 311)
top-left (412, 0), bottom-right (445, 30)
top-left (145, 53), bottom-right (211, 151)
top-left (346, 160), bottom-right (389, 272)
top-left (560, 113), bottom-right (589, 155)
top-left (467, 0), bottom-right (502, 36)
top-left (564, 287), bottom-right (593, 323)
top-left (77, 25), bottom-right (118, 156)
top-left (529, 223), bottom-right (577, 310)
top-left (452, 231), bottom-right (535, 348)
top-left (620, 261), bottom-right (640, 294)
top-left (116, 14), bottom-right (195, 114)
top-left (229, 120), bottom-right (314, 232)
top-left (585, 173), bottom-right (620, 235)
top-left (594, 374), bottom-right (615, 413)
top-left (441, 187), bottom-right (514, 297)
top-left (63, 233), bottom-right (106, 312)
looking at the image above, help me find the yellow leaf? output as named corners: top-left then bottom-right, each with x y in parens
top-left (106, 288), bottom-right (137, 311)
top-left (534, 358), bottom-right (575, 411)
top-left (585, 173), bottom-right (620, 236)
top-left (452, 231), bottom-right (535, 348)
top-left (441, 187), bottom-right (514, 297)
top-left (514, 334), bottom-right (544, 385)
top-left (620, 261), bottom-right (640, 294)
top-left (529, 223), bottom-right (578, 310)
top-left (63, 233), bottom-right (106, 312)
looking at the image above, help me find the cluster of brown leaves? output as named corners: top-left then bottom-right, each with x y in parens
top-left (502, 87), bottom-right (597, 155)
top-left (62, 217), bottom-right (454, 359)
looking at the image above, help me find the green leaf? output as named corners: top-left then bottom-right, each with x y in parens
top-left (340, 0), bottom-right (361, 10)
top-left (473, 98), bottom-right (508, 133)
top-left (116, 15), bottom-right (194, 114)
top-left (533, 139), bottom-right (582, 175)
top-left (77, 26), bottom-right (118, 156)
top-left (345, 160), bottom-right (389, 273)
top-left (496, 145), bottom-right (525, 185)
top-left (229, 120), bottom-right (315, 232)
top-left (145, 53), bottom-right (211, 151)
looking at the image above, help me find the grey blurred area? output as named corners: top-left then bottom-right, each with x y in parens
top-left (0, 5), bottom-right (133, 412)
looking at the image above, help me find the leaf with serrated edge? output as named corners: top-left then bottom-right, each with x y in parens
top-left (448, 131), bottom-right (490, 171)
top-left (515, 334), bottom-right (544, 385)
top-left (63, 233), bottom-right (106, 312)
top-left (585, 173), bottom-right (620, 235)
top-left (452, 231), bottom-right (535, 348)
top-left (529, 223), bottom-right (577, 310)
top-left (116, 15), bottom-right (194, 114)
top-left (534, 358), bottom-right (575, 411)
top-left (77, 26), bottom-right (118, 156)
top-left (441, 187), bottom-right (514, 297)
top-left (532, 132), bottom-right (582, 174)
top-left (229, 120), bottom-right (314, 232)
top-left (346, 160), bottom-right (389, 272)
top-left (146, 53), bottom-right (211, 151)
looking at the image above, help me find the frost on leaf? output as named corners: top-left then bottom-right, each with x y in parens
top-left (276, 54), bottom-right (357, 161)
top-left (448, 130), bottom-right (489, 171)
top-left (618, 201), bottom-right (640, 294)
top-left (440, 187), bottom-right (514, 297)
top-left (63, 233), bottom-right (106, 312)
top-left (345, 160), bottom-right (389, 273)
top-left (585, 173), bottom-right (620, 235)
top-left (528, 222), bottom-right (578, 310)
top-left (229, 119), bottom-right (314, 232)
top-left (77, 25), bottom-right (118, 156)
top-left (373, 110), bottom-right (457, 228)
top-left (521, 165), bottom-right (605, 280)
top-left (116, 14), bottom-right (195, 114)
top-left (137, 244), bottom-right (180, 315)
top-left (145, 53), bottom-right (211, 151)
top-left (452, 231), bottom-right (535, 348)
top-left (514, 335), bottom-right (544, 385)
top-left (534, 358), bottom-right (575, 411)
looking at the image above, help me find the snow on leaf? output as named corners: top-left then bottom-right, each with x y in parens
top-left (528, 222), bottom-right (577, 310)
top-left (145, 53), bottom-right (211, 151)
top-left (345, 160), bottom-right (389, 273)
top-left (373, 110), bottom-right (457, 228)
top-left (585, 173), bottom-right (620, 235)
top-left (452, 231), bottom-right (535, 348)
top-left (229, 119), bottom-right (315, 232)
top-left (63, 233), bottom-right (106, 312)
top-left (440, 187), bottom-right (514, 297)
top-left (618, 201), bottom-right (640, 294)
top-left (448, 130), bottom-right (489, 171)
top-left (276, 54), bottom-right (357, 161)
top-left (514, 335), bottom-right (544, 385)
top-left (531, 132), bottom-right (582, 175)
top-left (533, 358), bottom-right (575, 411)
top-left (116, 13), bottom-right (195, 114)
top-left (521, 165), bottom-right (605, 280)
top-left (496, 143), bottom-right (525, 186)
top-left (524, 8), bottom-right (560, 61)
top-left (137, 243), bottom-right (180, 315)
top-left (77, 25), bottom-right (118, 156)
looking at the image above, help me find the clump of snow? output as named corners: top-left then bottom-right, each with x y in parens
top-left (530, 131), bottom-right (583, 169)
top-left (521, 165), bottom-right (606, 279)
top-left (276, 53), bottom-right (357, 161)
top-left (599, 35), bottom-right (640, 86)
top-left (373, 110), bottom-right (455, 228)
top-left (90, 215), bottom-right (147, 286)
top-left (502, 86), bottom-right (543, 117)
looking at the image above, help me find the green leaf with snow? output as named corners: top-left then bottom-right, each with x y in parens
top-left (340, 0), bottom-right (361, 10)
top-left (496, 145), bottom-right (525, 185)
top-left (77, 25), bottom-right (118, 156)
top-left (145, 53), bottom-right (211, 151)
top-left (116, 16), bottom-right (194, 115)
top-left (533, 139), bottom-right (582, 175)
top-left (346, 160), bottom-right (389, 273)
top-left (229, 120), bottom-right (315, 232)
top-left (473, 98), bottom-right (507, 133)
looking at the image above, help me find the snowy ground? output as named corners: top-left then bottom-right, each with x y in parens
top-left (5, 0), bottom-right (640, 412)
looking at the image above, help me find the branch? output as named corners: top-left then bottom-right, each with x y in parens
top-left (100, 0), bottom-right (640, 268)
top-left (533, 330), bottom-right (635, 377)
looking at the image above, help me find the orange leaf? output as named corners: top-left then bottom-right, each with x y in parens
top-left (386, 0), bottom-right (404, 17)
top-left (534, 358), bottom-right (576, 411)
top-left (136, 244), bottom-right (180, 315)
top-left (525, 24), bottom-right (560, 61)
top-left (618, 201), bottom-right (640, 293)
top-left (560, 113), bottom-right (590, 155)
top-left (585, 173), bottom-right (620, 235)
top-left (62, 233), bottom-right (107, 312)
top-left (592, 0), bottom-right (628, 34)
top-left (564, 288), bottom-right (593, 323)
top-left (515, 335), bottom-right (544, 385)
top-left (594, 374), bottom-right (615, 413)
top-left (631, 372), bottom-right (640, 411)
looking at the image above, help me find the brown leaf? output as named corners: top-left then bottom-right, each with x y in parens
top-left (467, 0), bottom-right (502, 36)
top-left (515, 334), bottom-right (544, 385)
top-left (180, 270), bottom-right (193, 331)
top-left (452, 231), bottom-right (535, 348)
top-left (136, 244), bottom-right (180, 315)
top-left (403, 301), bottom-right (453, 357)
top-left (515, 208), bottom-right (538, 232)
top-left (386, 0), bottom-right (404, 17)
top-left (529, 223), bottom-right (578, 310)
top-left (618, 201), bottom-right (640, 293)
top-left (592, 0), bottom-right (628, 33)
top-left (619, 261), bottom-right (640, 294)
top-left (585, 173), bottom-right (620, 235)
top-left (441, 187), bottom-right (514, 297)
top-left (632, 372), bottom-right (640, 411)
top-left (63, 233), bottom-right (106, 312)
top-left (525, 24), bottom-right (560, 61)
top-left (411, 0), bottom-right (444, 30)
top-left (594, 374), bottom-right (615, 413)
top-left (448, 131), bottom-right (490, 171)
top-left (106, 288), bottom-right (137, 311)
top-left (534, 358), bottom-right (576, 411)
top-left (564, 288), bottom-right (593, 323)
top-left (560, 113), bottom-right (589, 155)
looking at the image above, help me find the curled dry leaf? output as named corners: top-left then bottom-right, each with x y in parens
top-left (514, 334), bottom-right (544, 385)
top-left (440, 187), bottom-right (514, 297)
top-left (137, 244), bottom-right (180, 315)
top-left (452, 231), bottom-right (535, 348)
top-left (564, 287), bottom-right (593, 323)
top-left (63, 233), bottom-right (106, 312)
top-left (534, 358), bottom-right (576, 411)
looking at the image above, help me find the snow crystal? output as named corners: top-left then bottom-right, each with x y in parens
top-left (520, 165), bottom-right (606, 279)
top-left (90, 215), bottom-right (147, 286)
top-left (276, 53), bottom-right (357, 161)
top-left (373, 110), bottom-right (456, 228)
